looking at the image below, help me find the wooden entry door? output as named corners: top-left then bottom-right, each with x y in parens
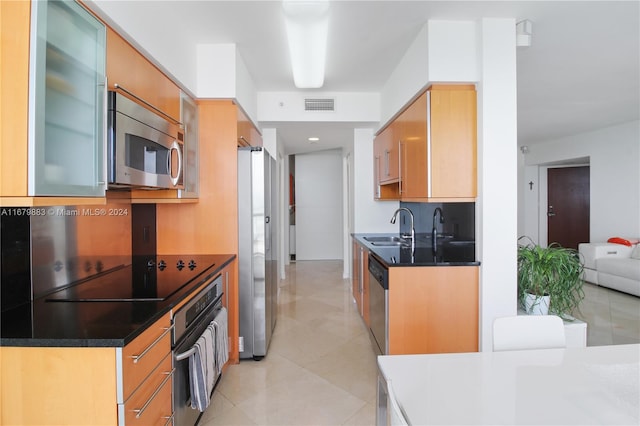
top-left (547, 166), bottom-right (590, 249)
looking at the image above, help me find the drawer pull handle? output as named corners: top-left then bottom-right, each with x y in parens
top-left (132, 369), bottom-right (174, 419)
top-left (162, 413), bottom-right (175, 426)
top-left (130, 325), bottom-right (174, 364)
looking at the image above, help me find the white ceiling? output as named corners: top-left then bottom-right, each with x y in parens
top-left (89, 1), bottom-right (639, 155)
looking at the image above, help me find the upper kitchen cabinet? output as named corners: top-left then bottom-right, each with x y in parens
top-left (237, 107), bottom-right (263, 147)
top-left (1, 0), bottom-right (109, 205)
top-left (105, 29), bottom-right (197, 203)
top-left (178, 92), bottom-right (200, 199)
top-left (373, 122), bottom-right (400, 200)
top-left (397, 97), bottom-right (428, 199)
top-left (105, 28), bottom-right (180, 122)
top-left (425, 84), bottom-right (477, 201)
top-left (374, 84), bottom-right (477, 202)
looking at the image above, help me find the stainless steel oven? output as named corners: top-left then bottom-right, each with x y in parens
top-left (107, 90), bottom-right (184, 190)
top-left (369, 254), bottom-right (388, 355)
top-left (172, 273), bottom-right (224, 426)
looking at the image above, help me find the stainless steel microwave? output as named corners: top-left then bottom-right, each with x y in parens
top-left (107, 91), bottom-right (184, 189)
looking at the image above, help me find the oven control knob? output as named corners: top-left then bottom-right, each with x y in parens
top-left (158, 260), bottom-right (166, 271)
top-left (188, 260), bottom-right (196, 270)
top-left (177, 260), bottom-right (185, 271)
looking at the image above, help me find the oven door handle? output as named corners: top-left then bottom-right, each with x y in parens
top-left (131, 325), bottom-right (174, 364)
top-left (175, 345), bottom-right (198, 362)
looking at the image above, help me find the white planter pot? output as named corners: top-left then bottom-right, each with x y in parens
top-left (524, 292), bottom-right (550, 315)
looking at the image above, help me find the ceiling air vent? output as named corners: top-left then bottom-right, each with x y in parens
top-left (305, 98), bottom-right (335, 112)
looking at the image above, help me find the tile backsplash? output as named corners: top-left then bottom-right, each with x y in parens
top-left (399, 201), bottom-right (475, 239)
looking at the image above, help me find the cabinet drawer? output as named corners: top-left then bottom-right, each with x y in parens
top-left (120, 353), bottom-right (173, 425)
top-left (120, 312), bottom-right (171, 401)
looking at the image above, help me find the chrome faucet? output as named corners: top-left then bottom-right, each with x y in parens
top-left (390, 207), bottom-right (415, 250)
top-left (432, 207), bottom-right (445, 251)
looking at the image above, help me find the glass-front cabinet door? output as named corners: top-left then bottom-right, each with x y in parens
top-left (28, 0), bottom-right (106, 196)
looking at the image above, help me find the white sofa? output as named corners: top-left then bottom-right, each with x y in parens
top-left (578, 242), bottom-right (640, 297)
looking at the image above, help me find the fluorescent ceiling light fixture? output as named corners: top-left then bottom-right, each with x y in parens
top-left (308, 137), bottom-right (320, 142)
top-left (282, 0), bottom-right (330, 88)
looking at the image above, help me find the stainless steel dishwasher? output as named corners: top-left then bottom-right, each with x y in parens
top-left (368, 254), bottom-right (388, 355)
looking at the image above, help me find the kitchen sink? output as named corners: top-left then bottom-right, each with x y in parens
top-left (364, 236), bottom-right (406, 243)
top-left (371, 241), bottom-right (410, 247)
top-left (364, 236), bottom-right (411, 247)
top-left (444, 240), bottom-right (475, 246)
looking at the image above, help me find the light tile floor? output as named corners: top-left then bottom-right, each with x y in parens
top-left (200, 260), bottom-right (377, 426)
top-left (573, 282), bottom-right (640, 346)
top-left (200, 262), bottom-right (640, 426)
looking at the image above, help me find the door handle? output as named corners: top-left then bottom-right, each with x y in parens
top-left (547, 205), bottom-right (556, 217)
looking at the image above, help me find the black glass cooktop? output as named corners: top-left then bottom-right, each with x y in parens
top-left (45, 255), bottom-right (218, 302)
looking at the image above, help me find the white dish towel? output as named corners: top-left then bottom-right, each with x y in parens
top-left (213, 307), bottom-right (229, 374)
top-left (189, 323), bottom-right (215, 412)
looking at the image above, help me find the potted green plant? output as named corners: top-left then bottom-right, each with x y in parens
top-left (517, 236), bottom-right (585, 319)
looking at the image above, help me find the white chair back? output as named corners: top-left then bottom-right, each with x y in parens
top-left (493, 315), bottom-right (566, 352)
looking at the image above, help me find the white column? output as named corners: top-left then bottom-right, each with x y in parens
top-left (477, 18), bottom-right (519, 351)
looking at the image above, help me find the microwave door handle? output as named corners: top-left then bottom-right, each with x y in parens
top-left (168, 140), bottom-right (182, 186)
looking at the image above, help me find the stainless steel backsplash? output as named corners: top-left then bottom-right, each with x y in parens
top-left (1, 205), bottom-right (133, 303)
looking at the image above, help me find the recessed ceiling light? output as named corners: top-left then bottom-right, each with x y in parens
top-left (308, 137), bottom-right (320, 142)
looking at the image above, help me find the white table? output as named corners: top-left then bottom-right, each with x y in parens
top-left (377, 344), bottom-right (640, 425)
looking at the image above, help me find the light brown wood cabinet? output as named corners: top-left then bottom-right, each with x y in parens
top-left (106, 28), bottom-right (180, 122)
top-left (156, 100), bottom-right (244, 364)
top-left (0, 313), bottom-right (173, 425)
top-left (0, 3), bottom-right (192, 206)
top-left (106, 28), bottom-right (200, 204)
top-left (373, 124), bottom-right (401, 200)
top-left (374, 84), bottom-right (477, 202)
top-left (0, 1), bottom-right (109, 207)
top-left (117, 312), bottom-right (173, 424)
top-left (220, 260), bottom-right (240, 365)
top-left (351, 240), bottom-right (370, 326)
top-left (388, 265), bottom-right (478, 355)
top-left (237, 106), bottom-right (263, 147)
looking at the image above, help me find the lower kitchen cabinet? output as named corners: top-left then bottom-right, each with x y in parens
top-left (0, 313), bottom-right (172, 425)
top-left (119, 353), bottom-right (172, 425)
top-left (388, 266), bottom-right (479, 355)
top-left (352, 240), bottom-right (370, 325)
top-left (117, 312), bottom-right (173, 424)
top-left (0, 346), bottom-right (118, 425)
top-left (220, 260), bottom-right (240, 365)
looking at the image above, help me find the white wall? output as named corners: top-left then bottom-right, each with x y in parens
top-left (521, 120), bottom-right (640, 242)
top-left (427, 20), bottom-right (479, 83)
top-left (380, 24), bottom-right (429, 126)
top-left (295, 149), bottom-right (343, 260)
top-left (196, 44), bottom-right (236, 99)
top-left (352, 129), bottom-right (399, 233)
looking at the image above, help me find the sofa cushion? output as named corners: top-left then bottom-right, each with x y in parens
top-left (607, 237), bottom-right (634, 246)
top-left (597, 258), bottom-right (640, 281)
top-left (579, 243), bottom-right (632, 270)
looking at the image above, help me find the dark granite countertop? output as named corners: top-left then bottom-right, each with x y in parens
top-left (352, 233), bottom-right (480, 267)
top-left (0, 254), bottom-right (235, 348)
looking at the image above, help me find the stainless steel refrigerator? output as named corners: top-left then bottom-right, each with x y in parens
top-left (237, 146), bottom-right (277, 360)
